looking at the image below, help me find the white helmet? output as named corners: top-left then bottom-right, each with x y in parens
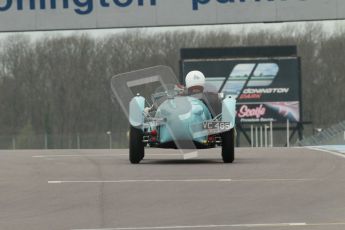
top-left (185, 70), bottom-right (205, 89)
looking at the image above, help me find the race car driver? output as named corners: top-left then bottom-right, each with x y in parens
top-left (185, 70), bottom-right (206, 95)
top-left (144, 70), bottom-right (206, 114)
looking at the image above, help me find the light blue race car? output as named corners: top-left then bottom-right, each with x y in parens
top-left (111, 66), bottom-right (236, 164)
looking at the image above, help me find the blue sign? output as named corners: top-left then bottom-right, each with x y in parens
top-left (192, 0), bottom-right (275, 11)
top-left (0, 0), bottom-right (157, 15)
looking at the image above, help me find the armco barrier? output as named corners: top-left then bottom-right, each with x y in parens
top-left (297, 121), bottom-right (345, 146)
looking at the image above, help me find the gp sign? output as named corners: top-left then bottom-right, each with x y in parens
top-left (0, 0), bottom-right (345, 31)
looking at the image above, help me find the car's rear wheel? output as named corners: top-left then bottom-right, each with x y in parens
top-left (129, 125), bottom-right (145, 164)
top-left (221, 128), bottom-right (235, 163)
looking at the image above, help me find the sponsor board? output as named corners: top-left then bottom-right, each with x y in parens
top-left (0, 0), bottom-right (345, 32)
top-left (237, 102), bottom-right (300, 123)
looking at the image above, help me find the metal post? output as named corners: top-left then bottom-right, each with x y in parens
top-left (12, 137), bottom-right (16, 150)
top-left (106, 131), bottom-right (112, 150)
top-left (287, 119), bottom-right (290, 147)
top-left (110, 133), bottom-right (112, 149)
top-left (260, 126), bottom-right (263, 147)
top-left (77, 134), bottom-right (80, 150)
top-left (44, 134), bottom-right (48, 149)
top-left (270, 121), bottom-right (273, 147)
top-left (251, 125), bottom-right (254, 148)
top-left (264, 125), bottom-right (268, 148)
top-left (255, 126), bottom-right (258, 147)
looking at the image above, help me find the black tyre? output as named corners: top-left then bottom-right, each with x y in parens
top-left (129, 125), bottom-right (145, 164)
top-left (221, 128), bottom-right (235, 163)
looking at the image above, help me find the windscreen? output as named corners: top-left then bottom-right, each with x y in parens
top-left (111, 66), bottom-right (178, 118)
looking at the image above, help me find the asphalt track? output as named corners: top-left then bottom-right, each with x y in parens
top-left (0, 147), bottom-right (345, 230)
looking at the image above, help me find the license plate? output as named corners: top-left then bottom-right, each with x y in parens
top-left (203, 121), bottom-right (231, 131)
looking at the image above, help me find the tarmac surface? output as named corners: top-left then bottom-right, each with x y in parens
top-left (0, 147), bottom-right (345, 230)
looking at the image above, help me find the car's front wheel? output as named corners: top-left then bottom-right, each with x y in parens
top-left (221, 128), bottom-right (235, 163)
top-left (129, 125), bottom-right (145, 164)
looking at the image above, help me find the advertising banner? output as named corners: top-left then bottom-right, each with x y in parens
top-left (182, 58), bottom-right (301, 123)
top-left (0, 0), bottom-right (345, 32)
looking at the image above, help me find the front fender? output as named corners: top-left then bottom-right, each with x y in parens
top-left (129, 95), bottom-right (145, 128)
top-left (222, 96), bottom-right (236, 129)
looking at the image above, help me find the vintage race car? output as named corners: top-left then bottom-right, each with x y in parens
top-left (111, 66), bottom-right (236, 164)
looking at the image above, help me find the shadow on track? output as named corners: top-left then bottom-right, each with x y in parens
top-left (134, 157), bottom-right (265, 165)
top-left (140, 159), bottom-right (223, 165)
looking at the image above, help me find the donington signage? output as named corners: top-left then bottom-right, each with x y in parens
top-left (182, 58), bottom-right (301, 123)
top-left (0, 0), bottom-right (344, 32)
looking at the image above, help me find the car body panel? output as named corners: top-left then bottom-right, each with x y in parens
top-left (155, 96), bottom-right (212, 144)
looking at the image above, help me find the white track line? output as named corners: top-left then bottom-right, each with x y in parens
top-left (72, 222), bottom-right (345, 230)
top-left (306, 146), bottom-right (345, 159)
top-left (48, 178), bottom-right (318, 184)
top-left (183, 151), bottom-right (198, 160)
top-left (49, 179), bottom-right (233, 184)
